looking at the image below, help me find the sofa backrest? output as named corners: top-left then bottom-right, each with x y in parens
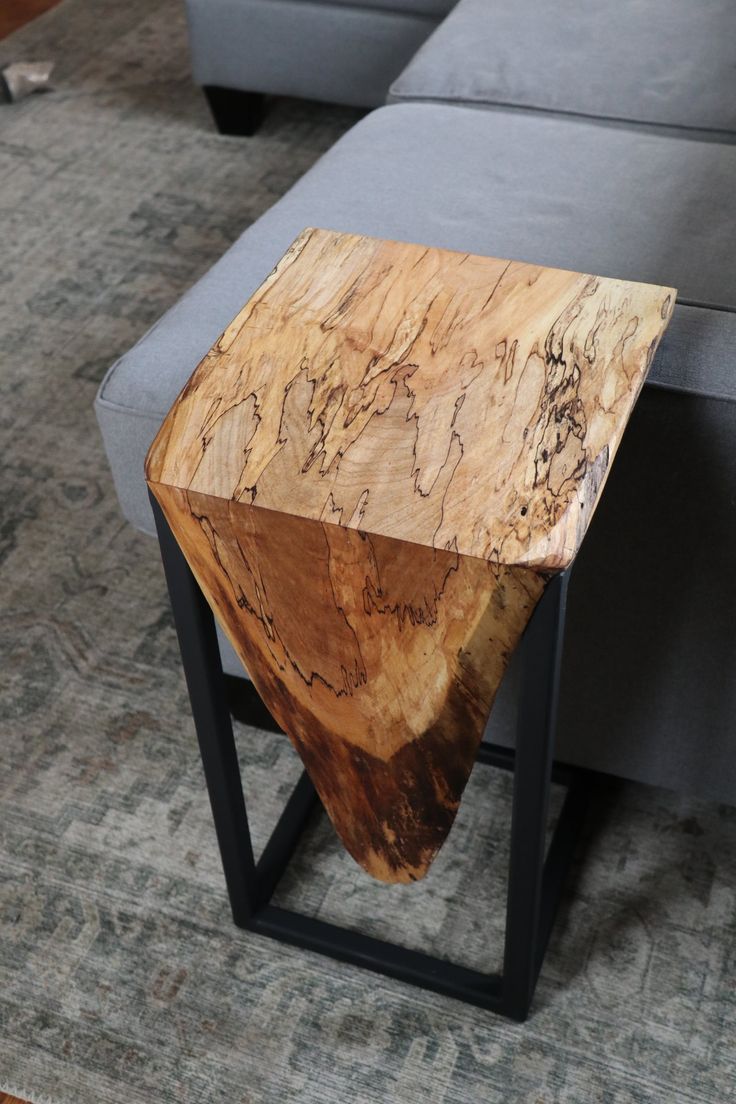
top-left (390, 0), bottom-right (736, 139)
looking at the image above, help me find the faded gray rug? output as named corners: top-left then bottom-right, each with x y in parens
top-left (1, 1), bottom-right (736, 1101)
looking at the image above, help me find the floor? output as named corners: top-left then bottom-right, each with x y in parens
top-left (0, 19), bottom-right (54, 1096)
top-left (1, 12), bottom-right (75, 1104)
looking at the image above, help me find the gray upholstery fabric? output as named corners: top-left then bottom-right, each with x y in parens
top-left (184, 0), bottom-right (454, 107)
top-left (389, 0), bottom-right (736, 134)
top-left (96, 102), bottom-right (736, 800)
top-left (652, 305), bottom-right (736, 404)
top-left (560, 385), bottom-right (736, 802)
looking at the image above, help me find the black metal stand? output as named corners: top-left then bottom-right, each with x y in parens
top-left (203, 86), bottom-right (268, 136)
top-left (150, 492), bottom-right (589, 1021)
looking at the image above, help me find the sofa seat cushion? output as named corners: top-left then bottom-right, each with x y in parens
top-left (389, 0), bottom-right (736, 136)
top-left (96, 102), bottom-right (736, 537)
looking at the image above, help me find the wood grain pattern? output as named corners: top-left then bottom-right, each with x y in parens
top-left (147, 228), bottom-right (675, 882)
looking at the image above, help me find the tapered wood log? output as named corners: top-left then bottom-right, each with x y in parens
top-left (147, 228), bottom-right (675, 882)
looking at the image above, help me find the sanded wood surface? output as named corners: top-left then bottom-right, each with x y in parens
top-left (148, 228), bottom-right (674, 882)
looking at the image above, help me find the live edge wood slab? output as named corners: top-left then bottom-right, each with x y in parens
top-left (146, 228), bottom-right (675, 884)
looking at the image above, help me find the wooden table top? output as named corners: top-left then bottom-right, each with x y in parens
top-left (148, 227), bottom-right (674, 571)
top-left (147, 229), bottom-right (675, 882)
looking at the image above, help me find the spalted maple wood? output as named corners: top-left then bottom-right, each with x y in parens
top-left (152, 483), bottom-right (543, 881)
top-left (147, 228), bottom-right (675, 882)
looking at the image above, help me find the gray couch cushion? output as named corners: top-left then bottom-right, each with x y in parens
top-left (185, 0), bottom-right (455, 108)
top-left (390, 0), bottom-right (736, 136)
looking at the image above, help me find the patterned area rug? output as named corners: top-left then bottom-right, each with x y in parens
top-left (1, 1), bottom-right (736, 1101)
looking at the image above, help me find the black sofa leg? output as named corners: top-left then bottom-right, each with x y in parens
top-left (203, 86), bottom-right (267, 136)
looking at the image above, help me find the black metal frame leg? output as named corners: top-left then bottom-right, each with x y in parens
top-left (504, 570), bottom-right (570, 1019)
top-left (152, 497), bottom-right (258, 925)
top-left (151, 491), bottom-right (588, 1021)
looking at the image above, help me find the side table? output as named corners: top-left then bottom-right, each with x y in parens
top-left (145, 228), bottom-right (674, 1019)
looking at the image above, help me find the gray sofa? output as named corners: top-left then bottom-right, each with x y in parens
top-left (96, 0), bottom-right (736, 802)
